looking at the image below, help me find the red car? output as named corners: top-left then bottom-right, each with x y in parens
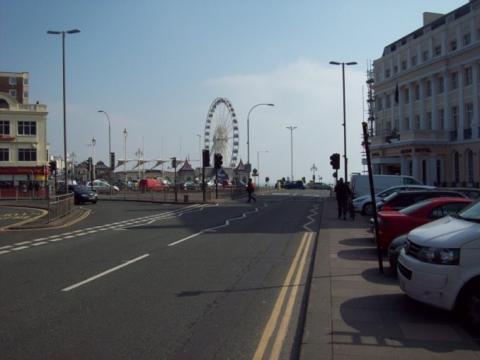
top-left (377, 197), bottom-right (472, 250)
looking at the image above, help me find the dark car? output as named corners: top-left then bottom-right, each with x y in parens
top-left (69, 185), bottom-right (98, 204)
top-left (284, 181), bottom-right (305, 189)
top-left (378, 190), bottom-right (465, 212)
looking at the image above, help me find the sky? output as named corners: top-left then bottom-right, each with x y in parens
top-left (0, 0), bottom-right (467, 184)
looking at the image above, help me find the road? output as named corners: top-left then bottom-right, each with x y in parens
top-left (0, 190), bottom-right (328, 359)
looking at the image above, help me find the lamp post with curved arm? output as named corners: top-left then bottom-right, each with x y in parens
top-left (329, 60), bottom-right (357, 181)
top-left (97, 110), bottom-right (111, 167)
top-left (286, 126), bottom-right (298, 181)
top-left (47, 28), bottom-right (80, 191)
top-left (247, 103), bottom-right (274, 167)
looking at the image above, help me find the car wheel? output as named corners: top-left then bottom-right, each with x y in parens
top-left (363, 202), bottom-right (374, 216)
top-left (458, 284), bottom-right (480, 330)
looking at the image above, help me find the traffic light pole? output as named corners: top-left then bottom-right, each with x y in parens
top-left (215, 167), bottom-right (218, 200)
top-left (202, 163), bottom-right (206, 202)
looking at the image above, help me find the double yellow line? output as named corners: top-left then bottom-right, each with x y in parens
top-left (252, 231), bottom-right (314, 360)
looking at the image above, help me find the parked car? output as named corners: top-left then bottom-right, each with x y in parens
top-left (350, 174), bottom-right (422, 198)
top-left (284, 181), bottom-right (305, 189)
top-left (397, 200), bottom-right (480, 329)
top-left (378, 197), bottom-right (472, 251)
top-left (444, 187), bottom-right (480, 200)
top-left (69, 185), bottom-right (98, 204)
top-left (182, 181), bottom-right (199, 190)
top-left (378, 190), bottom-right (465, 212)
top-left (139, 178), bottom-right (168, 192)
top-left (352, 184), bottom-right (435, 215)
top-left (86, 179), bottom-right (120, 193)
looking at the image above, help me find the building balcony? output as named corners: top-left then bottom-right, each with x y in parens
top-left (371, 129), bottom-right (448, 147)
top-left (0, 103), bottom-right (47, 112)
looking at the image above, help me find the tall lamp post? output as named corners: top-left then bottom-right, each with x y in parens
top-left (286, 126), bottom-right (297, 181)
top-left (310, 163), bottom-right (318, 182)
top-left (329, 60), bottom-right (357, 181)
top-left (91, 137), bottom-right (96, 181)
top-left (47, 28), bottom-right (80, 191)
top-left (97, 110), bottom-right (111, 167)
top-left (123, 128), bottom-right (128, 186)
top-left (256, 150), bottom-right (269, 186)
top-left (247, 103), bottom-right (274, 168)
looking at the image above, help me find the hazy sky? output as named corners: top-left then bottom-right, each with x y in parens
top-left (0, 0), bottom-right (466, 183)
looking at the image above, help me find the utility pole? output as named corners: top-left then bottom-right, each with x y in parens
top-left (286, 126), bottom-right (297, 181)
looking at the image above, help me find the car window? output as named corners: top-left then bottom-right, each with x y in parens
top-left (403, 178), bottom-right (417, 185)
top-left (459, 201), bottom-right (480, 221)
top-left (400, 199), bottom-right (432, 215)
top-left (429, 202), bottom-right (469, 219)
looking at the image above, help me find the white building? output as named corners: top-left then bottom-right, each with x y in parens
top-left (0, 72), bottom-right (48, 188)
top-left (371, 0), bottom-right (480, 186)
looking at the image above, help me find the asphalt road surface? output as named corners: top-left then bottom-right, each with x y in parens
top-left (0, 190), bottom-right (328, 360)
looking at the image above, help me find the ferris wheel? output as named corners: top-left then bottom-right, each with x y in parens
top-left (204, 97), bottom-right (239, 167)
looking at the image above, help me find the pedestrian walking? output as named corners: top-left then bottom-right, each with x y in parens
top-left (334, 178), bottom-right (345, 218)
top-left (246, 178), bottom-right (256, 203)
top-left (335, 178), bottom-right (353, 220)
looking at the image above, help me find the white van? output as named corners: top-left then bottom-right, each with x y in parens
top-left (397, 200), bottom-right (480, 328)
top-left (350, 174), bottom-right (422, 198)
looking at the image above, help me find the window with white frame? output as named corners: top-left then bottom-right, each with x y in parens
top-left (434, 45), bottom-right (442, 56)
top-left (8, 77), bottom-right (17, 85)
top-left (401, 60), bottom-right (407, 71)
top-left (0, 148), bottom-right (8, 161)
top-left (385, 68), bottom-right (391, 78)
top-left (463, 33), bottom-right (471, 46)
top-left (451, 105), bottom-right (459, 129)
top-left (9, 89), bottom-right (16, 97)
top-left (404, 88), bottom-right (409, 102)
top-left (404, 117), bottom-right (410, 130)
top-left (426, 80), bottom-right (432, 97)
top-left (18, 121), bottom-right (36, 135)
top-left (450, 39), bottom-right (457, 51)
top-left (439, 108), bottom-right (445, 130)
top-left (0, 121), bottom-right (10, 135)
top-left (427, 111), bottom-right (432, 129)
top-left (414, 84), bottom-right (420, 100)
top-left (18, 149), bottom-right (36, 161)
top-left (451, 72), bottom-right (459, 89)
top-left (465, 67), bottom-right (473, 86)
top-left (438, 76), bottom-right (444, 93)
top-left (415, 115), bottom-right (420, 129)
top-left (385, 94), bottom-right (391, 109)
top-left (465, 103), bottom-right (474, 128)
top-left (411, 55), bottom-right (417, 66)
top-left (422, 50), bottom-right (429, 61)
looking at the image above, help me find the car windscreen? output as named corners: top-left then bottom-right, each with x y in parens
top-left (399, 199), bottom-right (432, 215)
top-left (381, 191), bottom-right (399, 203)
top-left (458, 200), bottom-right (480, 221)
top-left (74, 185), bottom-right (91, 192)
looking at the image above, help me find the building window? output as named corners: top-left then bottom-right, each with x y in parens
top-left (18, 149), bottom-right (37, 161)
top-left (439, 108), bottom-right (445, 130)
top-left (465, 67), bottom-right (473, 86)
top-left (426, 80), bottom-right (432, 97)
top-left (404, 117), bottom-right (410, 130)
top-left (404, 88), bottom-right (409, 102)
top-left (0, 120), bottom-right (10, 135)
top-left (23, 91), bottom-right (28, 98)
top-left (401, 60), bottom-right (407, 71)
top-left (451, 105), bottom-right (459, 129)
top-left (393, 65), bottom-right (398, 74)
top-left (376, 97), bottom-right (383, 111)
top-left (467, 150), bottom-right (474, 183)
top-left (411, 55), bottom-right (417, 66)
top-left (18, 121), bottom-right (36, 135)
top-left (415, 115), bottom-right (420, 129)
top-left (23, 78), bottom-right (28, 85)
top-left (0, 149), bottom-right (8, 161)
top-left (466, 103), bottom-right (474, 128)
top-left (385, 94), bottom-right (391, 109)
top-left (438, 76), bottom-right (444, 93)
top-left (463, 33), bottom-right (471, 46)
top-left (9, 89), bottom-right (16, 97)
top-left (427, 112), bottom-right (432, 129)
top-left (8, 77), bottom-right (17, 85)
top-left (414, 84), bottom-right (420, 100)
top-left (451, 72), bottom-right (458, 89)
top-left (422, 50), bottom-right (429, 61)
top-left (434, 45), bottom-right (442, 56)
top-left (385, 68), bottom-right (391, 78)
top-left (450, 39), bottom-right (458, 51)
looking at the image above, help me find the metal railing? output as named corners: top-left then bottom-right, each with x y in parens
top-left (48, 193), bottom-right (74, 223)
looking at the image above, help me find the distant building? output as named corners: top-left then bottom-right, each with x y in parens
top-left (0, 72), bottom-right (48, 188)
top-left (371, 0), bottom-right (480, 186)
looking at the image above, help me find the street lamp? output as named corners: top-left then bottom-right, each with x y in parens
top-left (247, 103), bottom-right (275, 167)
top-left (47, 28), bottom-right (80, 191)
top-left (256, 150), bottom-right (269, 186)
top-left (286, 126), bottom-right (297, 181)
top-left (97, 110), bottom-right (111, 167)
top-left (123, 128), bottom-right (128, 186)
top-left (329, 60), bottom-right (357, 181)
top-left (91, 137), bottom-right (96, 181)
top-left (310, 163), bottom-right (318, 182)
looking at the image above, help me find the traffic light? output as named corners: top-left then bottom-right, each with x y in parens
top-left (202, 149), bottom-right (210, 167)
top-left (171, 157), bottom-right (177, 168)
top-left (330, 153), bottom-right (340, 170)
top-left (110, 152), bottom-right (115, 170)
top-left (49, 160), bottom-right (56, 174)
top-left (214, 153), bottom-right (223, 169)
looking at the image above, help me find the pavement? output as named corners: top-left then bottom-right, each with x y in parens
top-left (300, 198), bottom-right (480, 360)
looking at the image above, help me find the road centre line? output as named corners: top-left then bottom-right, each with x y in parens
top-left (14, 241), bottom-right (32, 246)
top-left (12, 246), bottom-right (29, 251)
top-left (252, 232), bottom-right (311, 360)
top-left (61, 253), bottom-right (150, 292)
top-left (168, 207), bottom-right (260, 247)
top-left (0, 250), bottom-right (11, 255)
top-left (32, 241), bottom-right (48, 246)
top-left (0, 245), bottom-right (12, 250)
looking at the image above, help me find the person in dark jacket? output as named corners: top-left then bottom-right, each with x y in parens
top-left (334, 178), bottom-right (352, 219)
top-left (246, 178), bottom-right (256, 203)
